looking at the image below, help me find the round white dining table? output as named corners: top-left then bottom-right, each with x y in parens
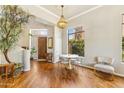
top-left (60, 54), bottom-right (79, 69)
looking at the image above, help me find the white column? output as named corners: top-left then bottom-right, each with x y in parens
top-left (62, 28), bottom-right (68, 54)
top-left (53, 26), bottom-right (62, 63)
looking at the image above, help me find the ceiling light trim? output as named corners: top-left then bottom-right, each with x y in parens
top-left (68, 5), bottom-right (103, 21)
top-left (36, 5), bottom-right (59, 18)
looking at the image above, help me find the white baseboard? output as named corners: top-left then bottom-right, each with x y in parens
top-left (78, 64), bottom-right (124, 78)
top-left (37, 59), bottom-right (46, 61)
top-left (53, 61), bottom-right (59, 63)
top-left (24, 68), bottom-right (30, 72)
top-left (114, 73), bottom-right (124, 77)
top-left (50, 62), bottom-right (124, 78)
top-left (53, 59), bottom-right (60, 63)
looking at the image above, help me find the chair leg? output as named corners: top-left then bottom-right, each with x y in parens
top-left (74, 64), bottom-right (78, 70)
top-left (111, 74), bottom-right (114, 81)
top-left (94, 69), bottom-right (100, 77)
top-left (94, 68), bottom-right (96, 73)
top-left (58, 61), bottom-right (61, 68)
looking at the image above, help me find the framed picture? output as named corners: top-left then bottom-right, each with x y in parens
top-left (48, 37), bottom-right (53, 49)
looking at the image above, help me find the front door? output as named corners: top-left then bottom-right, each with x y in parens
top-left (38, 37), bottom-right (47, 59)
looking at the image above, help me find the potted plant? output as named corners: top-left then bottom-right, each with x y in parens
top-left (30, 47), bottom-right (37, 60)
top-left (0, 5), bottom-right (32, 76)
top-left (0, 5), bottom-right (32, 64)
top-left (69, 39), bottom-right (84, 56)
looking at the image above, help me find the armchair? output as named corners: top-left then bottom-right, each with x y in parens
top-left (94, 57), bottom-right (115, 80)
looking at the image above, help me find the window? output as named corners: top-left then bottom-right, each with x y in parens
top-left (68, 26), bottom-right (84, 56)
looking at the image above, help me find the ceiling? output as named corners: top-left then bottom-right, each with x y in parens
top-left (1, 5), bottom-right (102, 25)
top-left (41, 5), bottom-right (97, 19)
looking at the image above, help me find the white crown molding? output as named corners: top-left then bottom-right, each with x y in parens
top-left (68, 5), bottom-right (103, 21)
top-left (21, 5), bottom-right (103, 24)
top-left (36, 5), bottom-right (59, 19)
top-left (20, 5), bottom-right (58, 24)
top-left (36, 5), bottom-right (103, 21)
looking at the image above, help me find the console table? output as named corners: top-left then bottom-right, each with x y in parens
top-left (0, 64), bottom-right (9, 80)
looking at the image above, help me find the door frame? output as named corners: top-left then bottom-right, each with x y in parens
top-left (29, 29), bottom-right (48, 60)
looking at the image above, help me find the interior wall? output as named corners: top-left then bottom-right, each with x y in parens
top-left (0, 18), bottom-right (54, 63)
top-left (18, 19), bottom-right (54, 48)
top-left (63, 5), bottom-right (124, 75)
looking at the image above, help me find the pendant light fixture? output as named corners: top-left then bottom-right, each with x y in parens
top-left (57, 5), bottom-right (68, 29)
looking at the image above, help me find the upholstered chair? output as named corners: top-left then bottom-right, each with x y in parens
top-left (94, 57), bottom-right (115, 80)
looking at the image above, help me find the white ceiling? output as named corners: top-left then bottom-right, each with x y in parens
top-left (20, 5), bottom-right (102, 25)
top-left (1, 5), bottom-right (102, 25)
top-left (41, 5), bottom-right (97, 19)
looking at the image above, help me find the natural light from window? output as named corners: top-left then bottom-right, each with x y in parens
top-left (68, 26), bottom-right (84, 57)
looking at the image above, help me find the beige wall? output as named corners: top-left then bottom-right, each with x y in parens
top-left (62, 6), bottom-right (124, 75)
top-left (0, 18), bottom-right (54, 63)
top-left (18, 19), bottom-right (54, 48)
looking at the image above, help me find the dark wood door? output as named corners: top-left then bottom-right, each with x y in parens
top-left (38, 37), bottom-right (47, 59)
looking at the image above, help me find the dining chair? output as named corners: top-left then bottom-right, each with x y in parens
top-left (59, 57), bottom-right (69, 68)
top-left (70, 58), bottom-right (80, 69)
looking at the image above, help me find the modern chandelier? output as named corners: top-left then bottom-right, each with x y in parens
top-left (57, 5), bottom-right (68, 29)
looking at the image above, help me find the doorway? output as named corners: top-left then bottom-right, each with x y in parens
top-left (38, 37), bottom-right (47, 59)
top-left (29, 29), bottom-right (48, 61)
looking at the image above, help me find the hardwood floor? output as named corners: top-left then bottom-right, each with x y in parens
top-left (0, 61), bottom-right (124, 88)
